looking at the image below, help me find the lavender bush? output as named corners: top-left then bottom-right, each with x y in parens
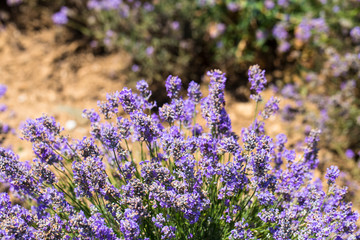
top-left (276, 45), bottom-right (360, 160)
top-left (0, 65), bottom-right (359, 239)
top-left (48, 0), bottom-right (360, 83)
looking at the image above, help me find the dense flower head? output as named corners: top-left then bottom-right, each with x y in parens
top-left (273, 22), bottom-right (288, 40)
top-left (296, 19), bottom-right (312, 41)
top-left (159, 103), bottom-right (175, 123)
top-left (165, 75), bottom-right (182, 99)
top-left (136, 79), bottom-right (152, 100)
top-left (0, 147), bottom-right (38, 196)
top-left (325, 166), bottom-right (340, 184)
top-left (87, 0), bottom-right (122, 11)
top-left (21, 114), bottom-right (62, 144)
top-left (201, 70), bottom-right (230, 135)
top-left (0, 84), bottom-right (7, 98)
top-left (119, 87), bottom-right (140, 114)
top-left (303, 129), bottom-right (321, 169)
top-left (130, 110), bottom-right (160, 142)
top-left (72, 156), bottom-right (109, 198)
top-left (120, 209), bottom-right (141, 239)
top-left (0, 193), bottom-right (35, 239)
top-left (187, 81), bottom-right (202, 104)
top-left (52, 6), bottom-right (69, 25)
top-left (261, 96), bottom-right (280, 119)
top-left (6, 0), bottom-right (22, 6)
top-left (248, 64), bottom-right (267, 101)
top-left (350, 26), bottom-right (360, 42)
top-left (117, 116), bottom-right (132, 139)
top-left (82, 108), bottom-right (100, 123)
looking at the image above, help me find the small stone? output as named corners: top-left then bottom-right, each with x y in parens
top-left (65, 120), bottom-right (77, 131)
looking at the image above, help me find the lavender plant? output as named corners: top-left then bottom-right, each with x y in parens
top-left (276, 45), bottom-right (360, 160)
top-left (0, 66), bottom-right (359, 239)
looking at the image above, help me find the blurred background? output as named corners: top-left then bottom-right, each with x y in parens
top-left (0, 0), bottom-right (360, 205)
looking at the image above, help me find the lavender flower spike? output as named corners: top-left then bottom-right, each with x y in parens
top-left (165, 75), bottom-right (182, 99)
top-left (325, 166), bottom-right (340, 184)
top-left (248, 64), bottom-right (267, 102)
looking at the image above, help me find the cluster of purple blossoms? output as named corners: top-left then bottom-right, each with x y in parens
top-left (261, 96), bottom-right (280, 119)
top-left (272, 22), bottom-right (291, 52)
top-left (201, 70), bottom-right (230, 134)
top-left (52, 7), bottom-right (69, 25)
top-left (350, 26), bottom-right (360, 43)
top-left (0, 65), bottom-right (358, 239)
top-left (248, 64), bottom-right (267, 102)
top-left (6, 0), bottom-right (22, 6)
top-left (165, 75), bottom-right (182, 99)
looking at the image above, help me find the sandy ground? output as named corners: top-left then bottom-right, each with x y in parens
top-left (0, 24), bottom-right (132, 157)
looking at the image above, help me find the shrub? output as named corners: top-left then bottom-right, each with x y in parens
top-left (0, 65), bottom-right (358, 239)
top-left (276, 46), bottom-right (360, 159)
top-left (48, 1), bottom-right (360, 84)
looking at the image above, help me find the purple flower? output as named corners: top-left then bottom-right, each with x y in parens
top-left (143, 2), bottom-right (154, 12)
top-left (273, 23), bottom-right (288, 41)
top-left (88, 213), bottom-right (118, 239)
top-left (161, 225), bottom-right (176, 239)
top-left (256, 190), bottom-right (276, 205)
top-left (350, 26), bottom-right (360, 43)
top-left (256, 30), bottom-right (268, 41)
top-left (303, 129), bottom-right (321, 169)
top-left (296, 19), bottom-right (312, 41)
top-left (165, 75), bottom-right (182, 99)
top-left (145, 46), bottom-right (154, 56)
top-left (87, 0), bottom-right (121, 10)
top-left (120, 209), bottom-right (140, 239)
top-left (227, 2), bottom-right (240, 12)
top-left (0, 84), bottom-right (7, 98)
top-left (187, 81), bottom-right (202, 104)
top-left (325, 166), bottom-right (340, 184)
top-left (171, 21), bottom-right (180, 30)
top-left (278, 41), bottom-right (290, 53)
top-left (82, 109), bottom-right (100, 122)
top-left (131, 64), bottom-right (140, 72)
top-left (6, 0), bottom-right (22, 6)
top-left (276, 133), bottom-right (287, 148)
top-left (277, 0), bottom-right (289, 7)
top-left (21, 115), bottom-right (62, 144)
top-left (248, 65), bottom-right (267, 101)
top-left (201, 70), bottom-right (231, 135)
top-left (136, 80), bottom-right (151, 99)
top-left (159, 103), bottom-right (175, 123)
top-left (310, 18), bottom-right (328, 33)
top-left (0, 193), bottom-right (35, 239)
top-left (130, 111), bottom-right (159, 142)
top-left (261, 97), bottom-right (280, 119)
top-left (264, 0), bottom-right (275, 9)
top-left (52, 7), bottom-right (69, 25)
top-left (119, 87), bottom-right (140, 114)
top-left (209, 23), bottom-right (226, 38)
top-left (117, 116), bottom-right (132, 139)
top-left (229, 220), bottom-right (253, 239)
top-left (152, 213), bottom-right (166, 228)
top-left (34, 214), bottom-right (64, 239)
top-left (333, 5), bottom-right (340, 13)
top-left (72, 156), bottom-right (109, 198)
top-left (345, 149), bottom-right (355, 159)
top-left (0, 148), bottom-right (38, 196)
